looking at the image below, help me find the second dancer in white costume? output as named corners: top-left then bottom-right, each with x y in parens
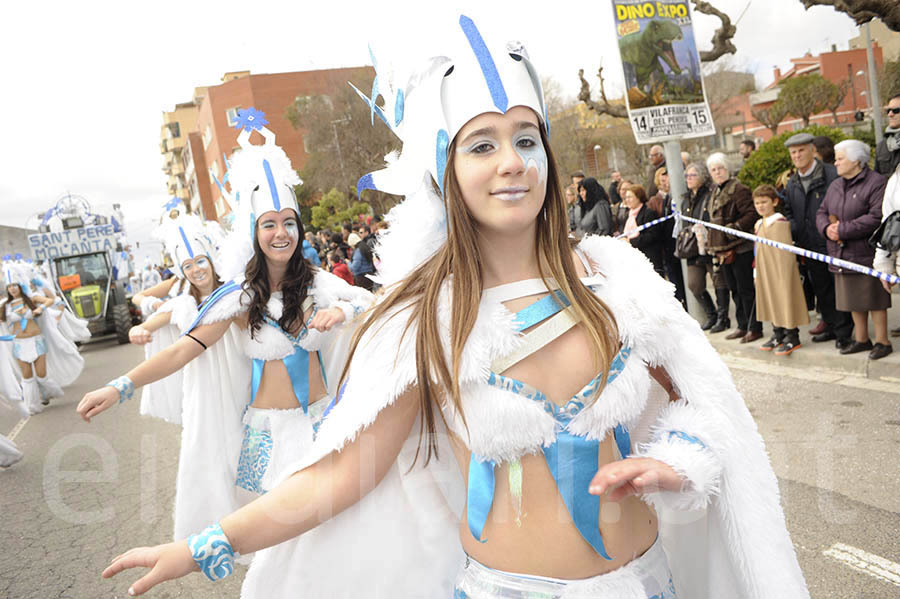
top-left (78, 110), bottom-right (373, 540)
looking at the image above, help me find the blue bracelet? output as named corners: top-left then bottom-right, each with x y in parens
top-left (106, 376), bottom-right (134, 403)
top-left (187, 522), bottom-right (236, 581)
top-left (667, 430), bottom-right (707, 449)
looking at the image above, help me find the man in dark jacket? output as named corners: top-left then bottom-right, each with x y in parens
top-left (875, 94), bottom-right (900, 176)
top-left (608, 171), bottom-right (623, 205)
top-left (645, 145), bottom-right (665, 197)
top-left (783, 133), bottom-right (853, 347)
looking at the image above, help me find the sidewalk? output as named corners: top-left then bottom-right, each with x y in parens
top-left (697, 288), bottom-right (900, 382)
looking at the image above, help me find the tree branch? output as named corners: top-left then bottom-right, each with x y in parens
top-left (577, 67), bottom-right (629, 119)
top-left (799, 0), bottom-right (900, 31)
top-left (692, 0), bottom-right (738, 62)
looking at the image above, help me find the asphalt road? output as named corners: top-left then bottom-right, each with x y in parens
top-left (0, 339), bottom-right (897, 598)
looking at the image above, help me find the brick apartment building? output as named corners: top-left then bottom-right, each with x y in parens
top-left (183, 67), bottom-right (372, 221)
top-left (720, 44), bottom-right (884, 147)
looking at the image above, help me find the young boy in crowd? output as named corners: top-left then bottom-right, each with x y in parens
top-left (752, 185), bottom-right (810, 355)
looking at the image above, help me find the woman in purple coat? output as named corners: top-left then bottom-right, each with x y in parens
top-left (816, 139), bottom-right (891, 360)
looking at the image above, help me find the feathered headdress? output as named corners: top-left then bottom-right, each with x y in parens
top-left (352, 15), bottom-right (547, 287)
top-left (217, 107), bottom-right (303, 281)
top-left (1, 258), bottom-right (31, 295)
top-left (152, 213), bottom-right (218, 278)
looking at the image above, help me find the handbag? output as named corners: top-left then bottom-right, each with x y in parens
top-left (869, 210), bottom-right (900, 253)
top-left (674, 227), bottom-right (699, 259)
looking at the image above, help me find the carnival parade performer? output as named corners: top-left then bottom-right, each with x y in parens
top-left (0, 315), bottom-right (28, 468)
top-left (1, 261), bottom-right (83, 413)
top-left (97, 17), bottom-right (807, 599)
top-left (77, 110), bottom-right (373, 542)
top-left (128, 210), bottom-right (216, 425)
top-left (77, 214), bottom-right (253, 540)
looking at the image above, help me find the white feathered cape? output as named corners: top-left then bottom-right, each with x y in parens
top-left (241, 236), bottom-right (808, 599)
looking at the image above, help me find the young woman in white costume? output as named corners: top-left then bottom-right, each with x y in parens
top-left (0, 315), bottom-right (28, 468)
top-left (99, 18), bottom-right (808, 599)
top-left (77, 112), bottom-right (373, 541)
top-left (129, 214), bottom-right (217, 425)
top-left (1, 260), bottom-right (83, 413)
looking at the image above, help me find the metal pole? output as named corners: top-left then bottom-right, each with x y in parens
top-left (865, 22), bottom-right (885, 146)
top-left (663, 140), bottom-right (701, 319)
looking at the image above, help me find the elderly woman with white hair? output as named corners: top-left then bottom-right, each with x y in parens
top-left (705, 152), bottom-right (762, 342)
top-left (816, 139), bottom-right (890, 359)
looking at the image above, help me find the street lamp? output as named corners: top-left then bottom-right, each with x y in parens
top-left (593, 144), bottom-right (602, 176)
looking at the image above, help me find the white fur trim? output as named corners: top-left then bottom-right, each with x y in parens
top-left (156, 295), bottom-right (199, 334)
top-left (633, 400), bottom-right (724, 512)
top-left (194, 280), bottom-right (248, 327)
top-left (139, 296), bottom-right (162, 316)
top-left (310, 269), bottom-right (374, 324)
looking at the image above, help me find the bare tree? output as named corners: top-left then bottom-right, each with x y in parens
top-left (579, 0), bottom-right (737, 119)
top-left (752, 102), bottom-right (791, 136)
top-left (825, 79), bottom-right (851, 124)
top-left (799, 0), bottom-right (900, 31)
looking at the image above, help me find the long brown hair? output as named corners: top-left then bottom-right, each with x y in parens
top-left (1, 285), bottom-right (36, 322)
top-left (242, 210), bottom-right (316, 338)
top-left (341, 125), bottom-right (619, 464)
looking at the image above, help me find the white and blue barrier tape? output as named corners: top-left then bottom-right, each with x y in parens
top-left (613, 211), bottom-right (900, 285)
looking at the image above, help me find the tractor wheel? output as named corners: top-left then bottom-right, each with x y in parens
top-left (112, 303), bottom-right (131, 345)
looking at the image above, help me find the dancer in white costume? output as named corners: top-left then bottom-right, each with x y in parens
top-left (78, 109), bottom-right (373, 541)
top-left (0, 321), bottom-right (27, 468)
top-left (77, 216), bottom-right (250, 540)
top-left (99, 18), bottom-right (807, 599)
top-left (1, 260), bottom-right (83, 412)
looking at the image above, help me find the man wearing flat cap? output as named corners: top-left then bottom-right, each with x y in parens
top-left (782, 133), bottom-right (853, 348)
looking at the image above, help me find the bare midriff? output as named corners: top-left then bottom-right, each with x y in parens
top-left (8, 306), bottom-right (43, 339)
top-left (451, 268), bottom-right (658, 579)
top-left (451, 435), bottom-right (658, 580)
top-left (245, 307), bottom-right (327, 411)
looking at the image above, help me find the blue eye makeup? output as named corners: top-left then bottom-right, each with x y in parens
top-left (195, 257), bottom-right (209, 268)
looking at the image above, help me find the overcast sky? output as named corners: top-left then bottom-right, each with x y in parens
top-left (0, 0), bottom-right (861, 261)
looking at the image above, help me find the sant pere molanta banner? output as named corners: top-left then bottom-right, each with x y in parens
top-left (612, 0), bottom-right (716, 143)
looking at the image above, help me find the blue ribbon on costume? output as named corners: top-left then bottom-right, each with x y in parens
top-left (185, 281), bottom-right (240, 334)
top-left (512, 289), bottom-right (568, 332)
top-left (263, 159), bottom-right (281, 211)
top-left (0, 335), bottom-right (14, 342)
top-left (466, 455), bottom-right (496, 543)
top-left (544, 431), bottom-right (613, 560)
top-left (250, 347), bottom-right (310, 413)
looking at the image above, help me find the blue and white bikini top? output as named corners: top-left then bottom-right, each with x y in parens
top-left (465, 277), bottom-right (632, 562)
top-left (5, 301), bottom-right (34, 333)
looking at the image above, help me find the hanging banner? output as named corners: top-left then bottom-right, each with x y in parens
top-left (612, 0), bottom-right (716, 143)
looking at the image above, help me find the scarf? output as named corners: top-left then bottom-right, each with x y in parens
top-left (886, 127), bottom-right (900, 153)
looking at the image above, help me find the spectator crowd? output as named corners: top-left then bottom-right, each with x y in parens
top-left (561, 93), bottom-right (900, 361)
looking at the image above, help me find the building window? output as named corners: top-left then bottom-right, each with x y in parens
top-left (168, 122), bottom-right (181, 138)
top-left (202, 125), bottom-right (212, 150)
top-left (226, 106), bottom-right (243, 127)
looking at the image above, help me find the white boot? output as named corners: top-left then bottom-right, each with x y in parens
top-left (0, 434), bottom-right (23, 468)
top-left (22, 378), bottom-right (43, 415)
top-left (36, 374), bottom-right (64, 404)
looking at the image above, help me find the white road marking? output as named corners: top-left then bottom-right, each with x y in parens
top-left (7, 417), bottom-right (29, 442)
top-left (823, 543), bottom-right (900, 587)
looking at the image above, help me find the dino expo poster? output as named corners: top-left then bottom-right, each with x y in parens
top-left (612, 0), bottom-right (716, 143)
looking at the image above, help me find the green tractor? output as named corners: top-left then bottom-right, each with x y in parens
top-left (28, 195), bottom-right (139, 344)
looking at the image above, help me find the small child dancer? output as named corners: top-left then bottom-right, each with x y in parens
top-left (753, 184), bottom-right (810, 354)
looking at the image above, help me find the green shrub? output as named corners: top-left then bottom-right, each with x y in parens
top-left (738, 125), bottom-right (846, 190)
